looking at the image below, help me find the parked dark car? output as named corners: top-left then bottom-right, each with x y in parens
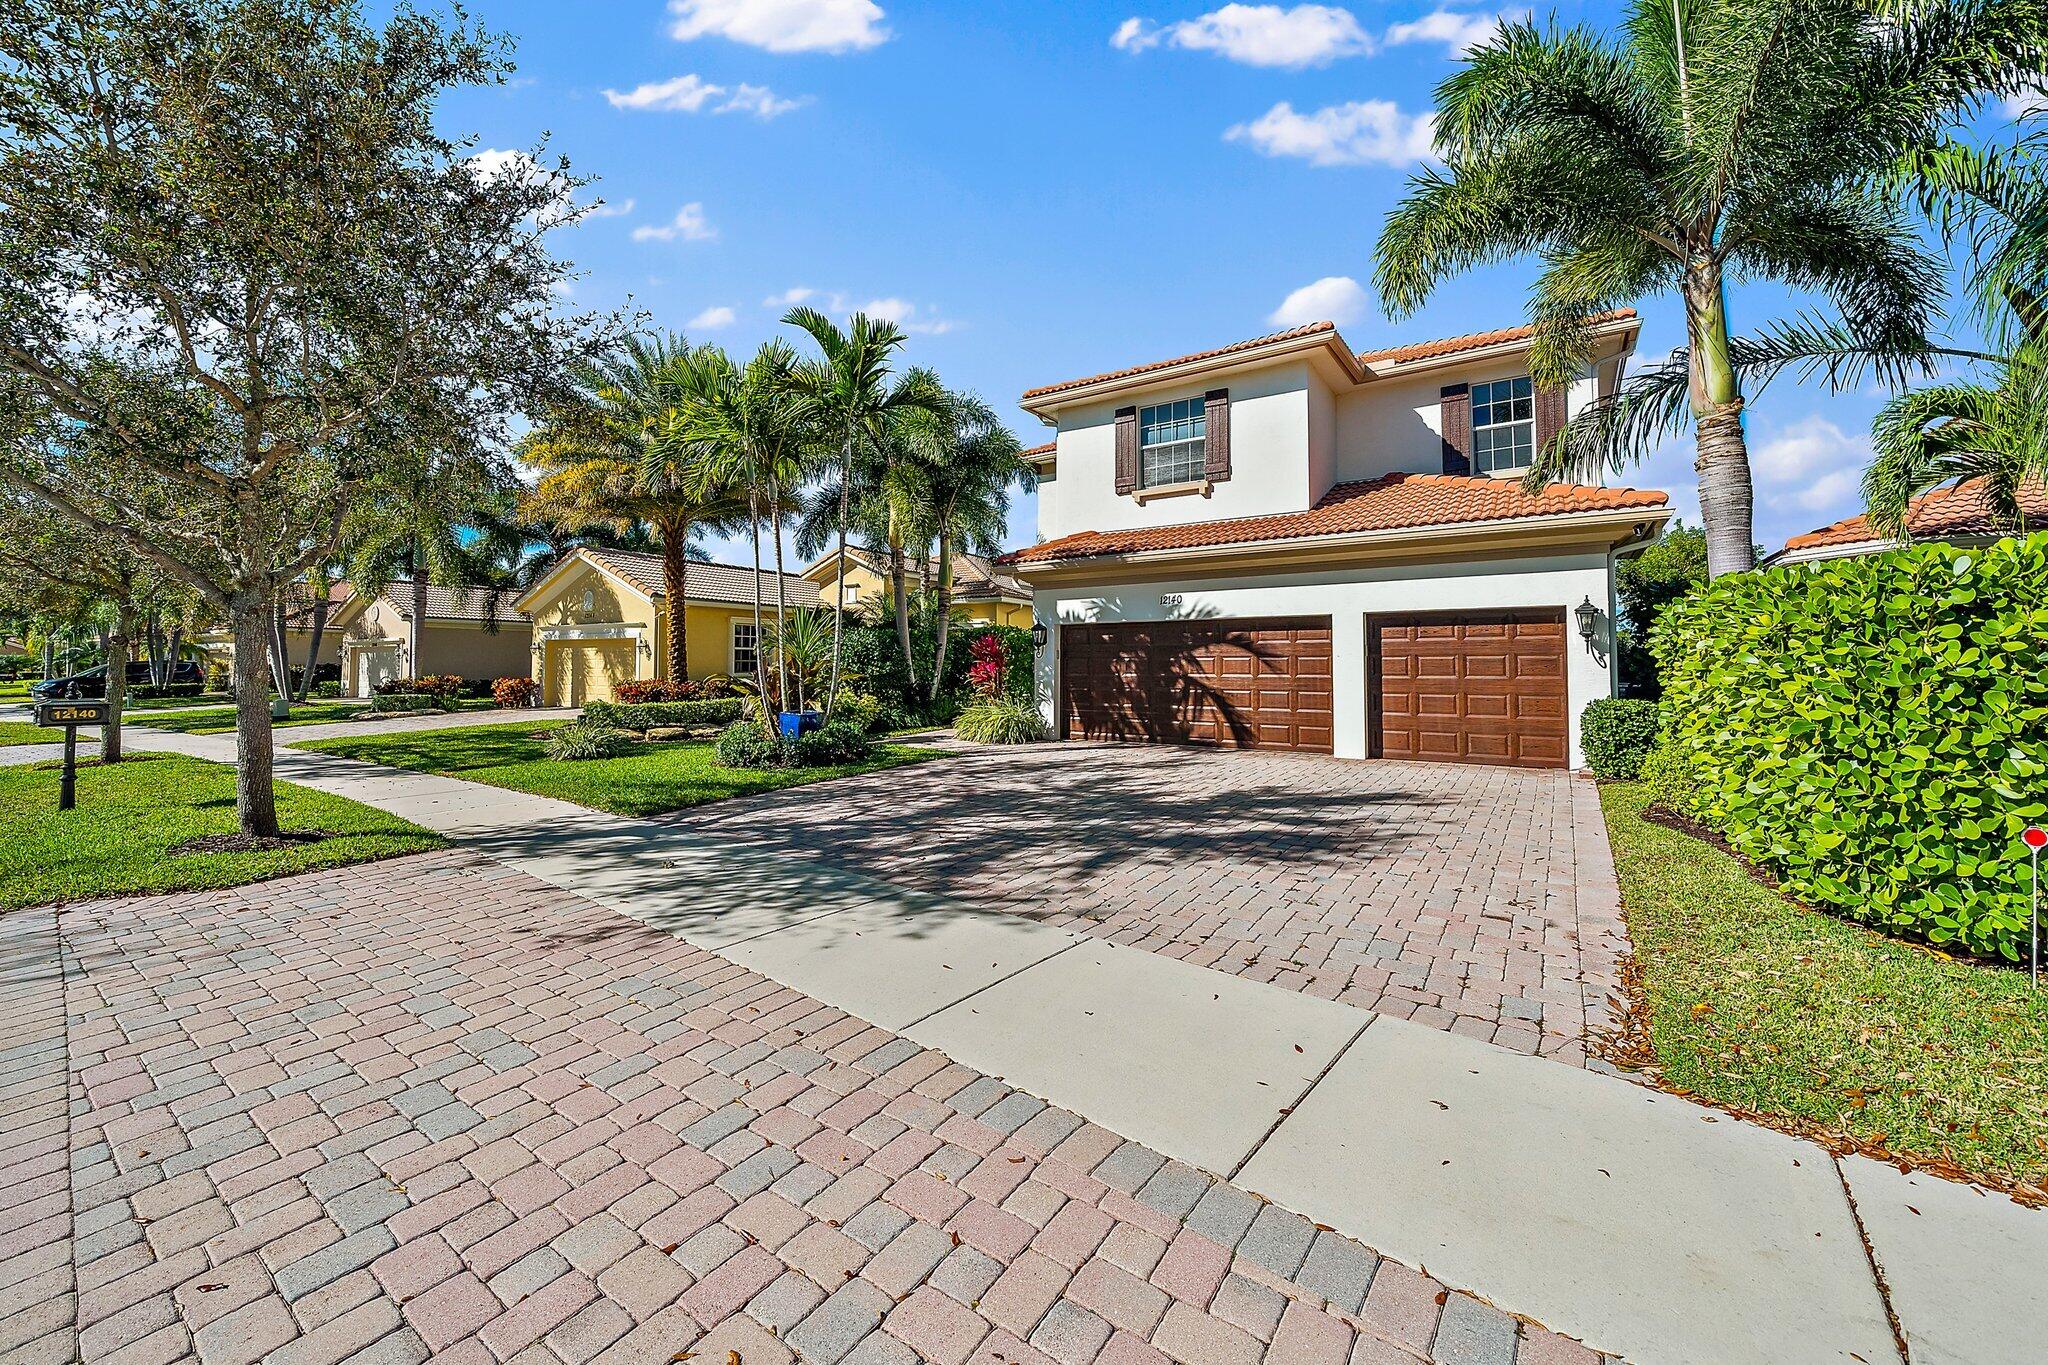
top-left (30, 660), bottom-right (203, 700)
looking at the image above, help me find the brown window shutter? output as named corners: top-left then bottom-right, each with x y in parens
top-left (1203, 389), bottom-right (1231, 483)
top-left (1439, 383), bottom-right (1471, 476)
top-left (1534, 382), bottom-right (1568, 463)
top-left (1114, 406), bottom-right (1139, 494)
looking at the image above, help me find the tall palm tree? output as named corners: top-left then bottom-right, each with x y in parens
top-left (783, 309), bottom-right (941, 720)
top-left (898, 389), bottom-right (1032, 702)
top-left (522, 334), bottom-right (748, 681)
top-left (1374, 0), bottom-right (2048, 577)
top-left (657, 341), bottom-right (809, 724)
top-left (1866, 135), bottom-right (2048, 534)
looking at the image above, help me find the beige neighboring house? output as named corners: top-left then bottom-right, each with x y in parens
top-left (1764, 475), bottom-right (2045, 566)
top-left (801, 546), bottom-right (1034, 628)
top-left (328, 581), bottom-right (533, 696)
top-left (514, 547), bottom-right (819, 707)
top-left (193, 580), bottom-right (353, 680)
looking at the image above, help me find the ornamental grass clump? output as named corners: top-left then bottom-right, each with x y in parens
top-left (543, 718), bottom-right (634, 762)
top-left (1653, 534), bottom-right (2048, 959)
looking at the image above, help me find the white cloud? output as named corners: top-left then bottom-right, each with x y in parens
top-left (2005, 84), bottom-right (2048, 119)
top-left (632, 203), bottom-right (718, 242)
top-left (603, 73), bottom-right (805, 118)
top-left (1226, 100), bottom-right (1436, 167)
top-left (687, 305), bottom-right (738, 329)
top-left (764, 286), bottom-right (819, 308)
top-left (1751, 414), bottom-right (1871, 512)
top-left (1268, 275), bottom-right (1369, 327)
top-left (467, 148), bottom-right (572, 223)
top-left (1384, 8), bottom-right (1518, 53)
top-left (861, 296), bottom-right (954, 335)
top-left (583, 197), bottom-right (635, 219)
top-left (667, 0), bottom-right (888, 53)
top-left (1112, 5), bottom-right (1372, 68)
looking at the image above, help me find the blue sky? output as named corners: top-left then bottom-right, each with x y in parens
top-left (435, 0), bottom-right (2013, 559)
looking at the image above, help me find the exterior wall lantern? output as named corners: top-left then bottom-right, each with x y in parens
top-left (1030, 621), bottom-right (1049, 651)
top-left (1575, 596), bottom-right (1601, 651)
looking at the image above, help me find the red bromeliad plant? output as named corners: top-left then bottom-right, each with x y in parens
top-left (967, 633), bottom-right (1005, 702)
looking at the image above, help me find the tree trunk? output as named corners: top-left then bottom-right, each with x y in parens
top-left (748, 504), bottom-right (772, 734)
top-left (823, 433), bottom-right (853, 725)
top-left (409, 558), bottom-right (427, 682)
top-left (297, 597), bottom-right (330, 702)
top-left (770, 500), bottom-right (792, 711)
top-left (659, 514), bottom-right (690, 683)
top-left (145, 608), bottom-right (163, 687)
top-left (1685, 265), bottom-right (1757, 577)
top-left (269, 603), bottom-right (292, 714)
top-left (229, 593), bottom-right (283, 838)
top-left (888, 524), bottom-right (916, 690)
top-left (102, 602), bottom-right (132, 764)
top-left (928, 529), bottom-right (955, 704)
top-left (41, 635), bottom-right (53, 680)
top-left (165, 626), bottom-right (184, 689)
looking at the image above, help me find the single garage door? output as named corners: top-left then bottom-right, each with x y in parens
top-left (1369, 610), bottom-right (1567, 768)
top-left (1061, 616), bottom-right (1333, 753)
top-left (545, 638), bottom-right (636, 707)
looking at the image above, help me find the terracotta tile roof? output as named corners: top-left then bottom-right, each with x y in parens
top-left (1020, 322), bottom-right (1340, 401)
top-left (584, 548), bottom-right (821, 608)
top-left (1355, 309), bottom-right (1638, 367)
top-left (810, 546), bottom-right (1029, 603)
top-left (1021, 440), bottom-right (1055, 458)
top-left (374, 581), bottom-right (527, 625)
top-left (1006, 473), bottom-right (1668, 565)
top-left (1777, 476), bottom-right (2047, 554)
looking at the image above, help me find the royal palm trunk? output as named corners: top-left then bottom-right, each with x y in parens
top-left (660, 514), bottom-right (691, 682)
top-left (928, 533), bottom-right (955, 704)
top-left (1685, 265), bottom-right (1758, 578)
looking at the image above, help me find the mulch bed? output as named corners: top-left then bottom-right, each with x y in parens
top-left (168, 830), bottom-right (335, 856)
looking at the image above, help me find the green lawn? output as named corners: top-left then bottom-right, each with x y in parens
top-left (0, 754), bottom-right (443, 910)
top-left (1600, 781), bottom-right (2048, 1191)
top-left (298, 720), bottom-right (939, 818)
top-left (123, 691), bottom-right (234, 710)
top-left (131, 696), bottom-right (508, 734)
top-left (0, 722), bottom-right (59, 746)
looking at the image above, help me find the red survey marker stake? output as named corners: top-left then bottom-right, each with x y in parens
top-left (2027, 827), bottom-right (2046, 989)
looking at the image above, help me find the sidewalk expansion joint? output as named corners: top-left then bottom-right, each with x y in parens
top-left (1833, 1155), bottom-right (1910, 1365)
top-left (1229, 1013), bottom-right (1375, 1182)
top-left (898, 937), bottom-right (1086, 1032)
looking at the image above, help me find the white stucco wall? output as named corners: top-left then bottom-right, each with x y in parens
top-left (1040, 362), bottom-right (1315, 542)
top-left (1030, 550), bottom-right (1614, 768)
top-left (1330, 358), bottom-right (1601, 486)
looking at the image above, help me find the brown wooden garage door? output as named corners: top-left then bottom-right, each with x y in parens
top-left (1369, 610), bottom-right (1568, 768)
top-left (1061, 617), bottom-right (1333, 753)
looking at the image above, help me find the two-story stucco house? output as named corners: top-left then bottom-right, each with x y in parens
top-left (1009, 311), bottom-right (1673, 770)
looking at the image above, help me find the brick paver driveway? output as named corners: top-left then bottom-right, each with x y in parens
top-left (2, 850), bottom-right (1613, 1364)
top-left (668, 744), bottom-right (1628, 1065)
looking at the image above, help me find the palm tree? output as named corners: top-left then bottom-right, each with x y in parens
top-left (1374, 0), bottom-right (2048, 577)
top-left (1865, 135), bottom-right (2048, 535)
top-left (656, 341), bottom-right (810, 725)
top-left (898, 389), bottom-right (1032, 702)
top-left (783, 308), bottom-right (941, 720)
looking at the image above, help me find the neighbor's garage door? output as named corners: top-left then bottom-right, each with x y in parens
top-left (545, 639), bottom-right (636, 707)
top-left (1369, 610), bottom-right (1567, 768)
top-left (1060, 616), bottom-right (1333, 753)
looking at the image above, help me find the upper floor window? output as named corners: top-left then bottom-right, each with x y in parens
top-left (1139, 398), bottom-right (1206, 487)
top-left (1471, 376), bottom-right (1534, 474)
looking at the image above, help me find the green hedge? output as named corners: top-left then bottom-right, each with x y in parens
top-left (370, 692), bottom-right (440, 714)
top-left (1581, 698), bottom-right (1661, 779)
top-left (1653, 534), bottom-right (2048, 960)
top-left (583, 698), bottom-right (746, 731)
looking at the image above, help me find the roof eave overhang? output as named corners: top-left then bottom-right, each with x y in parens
top-left (512, 549), bottom-right (656, 614)
top-left (1020, 331), bottom-right (1367, 419)
top-left (1358, 316), bottom-right (1641, 382)
top-left (1009, 505), bottom-right (1673, 583)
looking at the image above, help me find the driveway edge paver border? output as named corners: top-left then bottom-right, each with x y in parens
top-left (0, 903), bottom-right (76, 1363)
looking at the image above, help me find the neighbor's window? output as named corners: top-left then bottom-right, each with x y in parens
top-left (1138, 397), bottom-right (1206, 488)
top-left (731, 620), bottom-right (759, 676)
top-left (1471, 376), bottom-right (1534, 474)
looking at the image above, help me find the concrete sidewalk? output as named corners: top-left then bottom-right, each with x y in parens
top-left (124, 724), bottom-right (2048, 1365)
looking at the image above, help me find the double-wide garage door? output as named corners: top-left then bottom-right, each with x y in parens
top-left (1060, 609), bottom-right (1568, 768)
top-left (1060, 617), bottom-right (1334, 752)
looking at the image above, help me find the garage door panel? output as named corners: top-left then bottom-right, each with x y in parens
top-left (1370, 610), bottom-right (1568, 770)
top-left (1062, 616), bottom-right (1333, 754)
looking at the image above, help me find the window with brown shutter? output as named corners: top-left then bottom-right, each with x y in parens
top-left (1534, 382), bottom-right (1567, 462)
top-left (1114, 406), bottom-right (1139, 495)
top-left (1203, 389), bottom-right (1231, 483)
top-left (1439, 383), bottom-right (1471, 476)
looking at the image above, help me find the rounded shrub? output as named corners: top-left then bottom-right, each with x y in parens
top-left (543, 719), bottom-right (634, 761)
top-left (714, 721), bottom-right (786, 770)
top-left (1638, 741), bottom-right (1697, 817)
top-left (792, 721), bottom-right (874, 766)
top-left (1580, 698), bottom-right (1661, 779)
top-left (954, 700), bottom-right (1050, 745)
top-left (1653, 533), bottom-right (2048, 960)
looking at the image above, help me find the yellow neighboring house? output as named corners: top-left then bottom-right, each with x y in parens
top-left (802, 546), bottom-right (1033, 629)
top-left (515, 547), bottom-right (820, 706)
